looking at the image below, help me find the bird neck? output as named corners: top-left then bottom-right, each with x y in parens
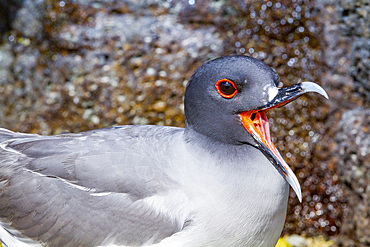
top-left (184, 114), bottom-right (256, 146)
top-left (183, 127), bottom-right (258, 163)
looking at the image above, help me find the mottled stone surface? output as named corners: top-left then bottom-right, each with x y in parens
top-left (319, 0), bottom-right (369, 246)
top-left (335, 108), bottom-right (370, 247)
top-left (0, 0), bottom-right (368, 244)
top-left (338, 0), bottom-right (370, 102)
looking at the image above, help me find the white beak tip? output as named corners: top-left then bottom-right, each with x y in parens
top-left (301, 81), bottom-right (329, 100)
top-left (296, 190), bottom-right (302, 203)
top-left (284, 165), bottom-right (303, 203)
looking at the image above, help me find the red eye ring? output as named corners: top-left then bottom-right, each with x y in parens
top-left (215, 79), bottom-right (238, 98)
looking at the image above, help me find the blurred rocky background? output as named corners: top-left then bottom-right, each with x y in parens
top-left (0, 0), bottom-right (368, 246)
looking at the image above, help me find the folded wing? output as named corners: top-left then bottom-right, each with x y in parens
top-left (0, 126), bottom-right (188, 247)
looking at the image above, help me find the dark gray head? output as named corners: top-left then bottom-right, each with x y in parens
top-left (183, 55), bottom-right (329, 202)
top-left (184, 55), bottom-right (279, 145)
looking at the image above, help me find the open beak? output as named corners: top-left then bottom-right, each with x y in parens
top-left (240, 82), bottom-right (328, 202)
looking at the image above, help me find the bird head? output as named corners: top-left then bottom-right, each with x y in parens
top-left (184, 55), bottom-right (329, 202)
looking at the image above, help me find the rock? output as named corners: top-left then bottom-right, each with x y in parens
top-left (350, 38), bottom-right (370, 101)
top-left (338, 0), bottom-right (370, 102)
top-left (11, 0), bottom-right (44, 38)
top-left (0, 44), bottom-right (14, 85)
top-left (335, 107), bottom-right (370, 247)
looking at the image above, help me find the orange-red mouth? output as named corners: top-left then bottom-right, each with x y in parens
top-left (240, 111), bottom-right (271, 148)
top-left (240, 111), bottom-right (287, 169)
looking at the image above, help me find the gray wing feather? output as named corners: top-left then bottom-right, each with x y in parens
top-left (0, 126), bottom-right (187, 246)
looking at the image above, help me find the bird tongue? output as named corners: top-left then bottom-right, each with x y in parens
top-left (254, 112), bottom-right (272, 146)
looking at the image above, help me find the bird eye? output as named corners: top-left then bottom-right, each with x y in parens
top-left (215, 79), bottom-right (238, 98)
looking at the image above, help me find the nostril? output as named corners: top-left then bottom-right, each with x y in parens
top-left (251, 113), bottom-right (256, 120)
